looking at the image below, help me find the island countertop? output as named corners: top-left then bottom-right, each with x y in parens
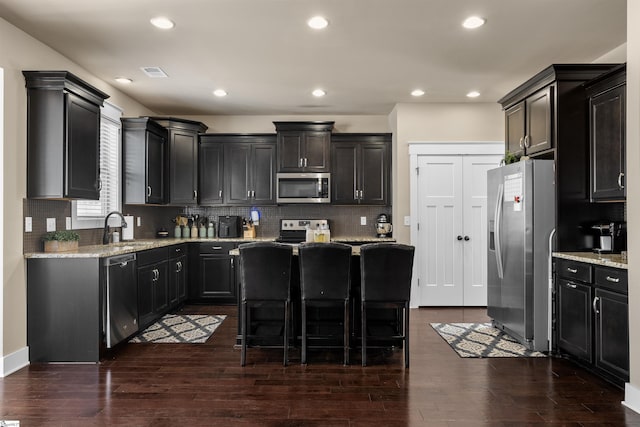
top-left (24, 236), bottom-right (395, 259)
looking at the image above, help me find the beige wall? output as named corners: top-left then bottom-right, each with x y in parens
top-left (0, 17), bottom-right (153, 361)
top-left (389, 103), bottom-right (505, 244)
top-left (627, 1), bottom-right (640, 396)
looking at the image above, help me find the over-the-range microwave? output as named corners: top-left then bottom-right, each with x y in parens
top-left (276, 173), bottom-right (330, 203)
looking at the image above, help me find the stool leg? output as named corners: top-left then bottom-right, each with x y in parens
top-left (284, 300), bottom-right (290, 367)
top-left (301, 302), bottom-right (307, 365)
top-left (361, 301), bottom-right (367, 367)
top-left (241, 301), bottom-right (247, 366)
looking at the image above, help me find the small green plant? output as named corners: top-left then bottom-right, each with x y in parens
top-left (42, 230), bottom-right (80, 242)
top-left (503, 150), bottom-right (520, 165)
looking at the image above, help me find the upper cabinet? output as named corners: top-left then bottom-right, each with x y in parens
top-left (199, 134), bottom-right (277, 206)
top-left (150, 117), bottom-right (208, 205)
top-left (274, 121), bottom-right (333, 172)
top-left (585, 65), bottom-right (626, 202)
top-left (331, 134), bottom-right (391, 205)
top-left (498, 64), bottom-right (616, 160)
top-left (23, 71), bottom-right (109, 199)
top-left (122, 118), bottom-right (168, 204)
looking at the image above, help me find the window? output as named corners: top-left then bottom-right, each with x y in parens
top-left (72, 102), bottom-right (123, 229)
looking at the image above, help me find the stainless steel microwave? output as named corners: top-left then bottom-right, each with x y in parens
top-left (276, 173), bottom-right (330, 203)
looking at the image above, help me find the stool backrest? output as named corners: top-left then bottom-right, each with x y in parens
top-left (239, 242), bottom-right (293, 301)
top-left (360, 243), bottom-right (415, 302)
top-left (299, 242), bottom-right (352, 300)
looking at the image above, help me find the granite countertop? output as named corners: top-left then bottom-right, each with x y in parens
top-left (553, 251), bottom-right (627, 270)
top-left (24, 236), bottom-right (396, 259)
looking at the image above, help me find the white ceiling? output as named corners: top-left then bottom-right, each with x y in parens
top-left (0, 0), bottom-right (627, 116)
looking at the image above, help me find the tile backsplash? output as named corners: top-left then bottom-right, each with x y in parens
top-left (23, 199), bottom-right (392, 253)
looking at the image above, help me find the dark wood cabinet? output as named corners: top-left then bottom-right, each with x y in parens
top-left (274, 121), bottom-right (333, 172)
top-left (199, 142), bottom-right (224, 205)
top-left (331, 134), bottom-right (390, 205)
top-left (503, 87), bottom-right (553, 158)
top-left (122, 118), bottom-right (167, 204)
top-left (586, 65), bottom-right (626, 202)
top-left (150, 118), bottom-right (208, 205)
top-left (23, 71), bottom-right (109, 199)
top-left (224, 138), bottom-right (276, 205)
top-left (168, 244), bottom-right (188, 309)
top-left (199, 134), bottom-right (276, 206)
top-left (137, 248), bottom-right (169, 329)
top-left (191, 242), bottom-right (237, 304)
top-left (554, 257), bottom-right (628, 387)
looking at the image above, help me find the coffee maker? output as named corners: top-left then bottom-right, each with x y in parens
top-left (375, 214), bottom-right (393, 237)
top-left (591, 221), bottom-right (626, 254)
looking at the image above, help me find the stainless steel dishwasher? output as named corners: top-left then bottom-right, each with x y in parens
top-left (104, 253), bottom-right (138, 347)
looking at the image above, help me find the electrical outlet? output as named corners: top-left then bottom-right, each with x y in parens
top-left (360, 216), bottom-right (367, 226)
top-left (25, 217), bottom-right (33, 233)
top-left (137, 217), bottom-right (141, 227)
top-left (66, 217), bottom-right (72, 230)
top-left (404, 216), bottom-right (411, 226)
top-left (46, 217), bottom-right (56, 232)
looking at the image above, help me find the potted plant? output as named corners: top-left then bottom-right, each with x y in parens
top-left (43, 230), bottom-right (80, 253)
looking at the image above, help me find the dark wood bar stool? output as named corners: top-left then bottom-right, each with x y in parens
top-left (298, 242), bottom-right (352, 365)
top-left (238, 242), bottom-right (293, 366)
top-left (360, 243), bottom-right (415, 367)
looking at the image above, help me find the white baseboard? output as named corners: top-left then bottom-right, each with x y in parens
top-left (1, 346), bottom-right (29, 377)
top-left (623, 382), bottom-right (640, 415)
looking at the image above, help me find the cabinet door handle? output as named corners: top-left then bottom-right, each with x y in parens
top-left (618, 172), bottom-right (625, 190)
top-left (565, 282), bottom-right (577, 289)
top-left (194, 190), bottom-right (198, 200)
top-left (304, 158), bottom-right (308, 167)
top-left (147, 186), bottom-right (152, 197)
top-left (98, 179), bottom-right (103, 191)
top-left (251, 190), bottom-right (255, 198)
top-left (592, 296), bottom-right (600, 314)
top-left (606, 276), bottom-right (620, 283)
top-left (359, 190), bottom-right (364, 199)
top-left (176, 261), bottom-right (182, 273)
top-left (219, 190), bottom-right (223, 198)
top-left (299, 158), bottom-right (304, 167)
top-left (247, 190), bottom-right (251, 198)
top-left (519, 137), bottom-right (524, 149)
top-left (231, 258), bottom-right (234, 267)
top-left (524, 135), bottom-right (530, 148)
top-left (567, 267), bottom-right (578, 274)
top-left (354, 190), bottom-right (359, 200)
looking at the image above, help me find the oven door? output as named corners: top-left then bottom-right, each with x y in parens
top-left (277, 173), bottom-right (330, 203)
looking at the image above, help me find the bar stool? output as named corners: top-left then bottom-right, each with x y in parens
top-left (298, 242), bottom-right (352, 365)
top-left (360, 243), bottom-right (415, 367)
top-left (238, 242), bottom-right (293, 366)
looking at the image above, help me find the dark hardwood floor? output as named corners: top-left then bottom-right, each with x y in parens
top-left (1, 305), bottom-right (639, 426)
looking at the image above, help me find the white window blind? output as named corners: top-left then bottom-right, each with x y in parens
top-left (72, 102), bottom-right (122, 228)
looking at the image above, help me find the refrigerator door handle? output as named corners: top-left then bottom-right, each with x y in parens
top-left (494, 183), bottom-right (504, 279)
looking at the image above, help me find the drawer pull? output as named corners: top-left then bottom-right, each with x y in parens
top-left (212, 246), bottom-right (222, 250)
top-left (565, 283), bottom-right (577, 289)
top-left (605, 276), bottom-right (620, 283)
top-left (567, 267), bottom-right (578, 273)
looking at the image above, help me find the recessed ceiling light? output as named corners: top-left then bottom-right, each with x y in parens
top-left (213, 89), bottom-right (227, 97)
top-left (115, 77), bottom-right (132, 84)
top-left (411, 89), bottom-right (425, 97)
top-left (467, 90), bottom-right (481, 98)
top-left (150, 16), bottom-right (175, 30)
top-left (312, 89), bottom-right (326, 97)
top-left (307, 16), bottom-right (329, 29)
top-left (462, 16), bottom-right (486, 29)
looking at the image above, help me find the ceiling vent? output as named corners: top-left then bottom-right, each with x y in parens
top-left (140, 66), bottom-right (168, 78)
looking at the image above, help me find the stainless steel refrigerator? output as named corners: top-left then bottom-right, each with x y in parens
top-left (487, 159), bottom-right (555, 352)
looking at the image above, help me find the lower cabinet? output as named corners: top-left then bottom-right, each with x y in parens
top-left (554, 257), bottom-right (628, 386)
top-left (168, 244), bottom-right (188, 309)
top-left (190, 242), bottom-right (238, 304)
top-left (137, 247), bottom-right (169, 329)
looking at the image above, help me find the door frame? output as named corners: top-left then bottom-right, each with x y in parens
top-left (408, 142), bottom-right (504, 308)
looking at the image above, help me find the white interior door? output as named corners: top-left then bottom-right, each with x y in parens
top-left (462, 156), bottom-right (501, 306)
top-left (417, 156), bottom-right (464, 306)
top-left (416, 153), bottom-right (501, 306)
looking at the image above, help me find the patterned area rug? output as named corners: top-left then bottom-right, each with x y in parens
top-left (430, 322), bottom-right (547, 358)
top-left (130, 314), bottom-right (226, 344)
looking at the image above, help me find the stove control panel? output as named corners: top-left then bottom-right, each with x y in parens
top-left (280, 219), bottom-right (328, 231)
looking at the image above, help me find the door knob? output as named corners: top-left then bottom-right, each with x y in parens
top-left (464, 236), bottom-right (470, 241)
top-left (457, 235), bottom-right (463, 241)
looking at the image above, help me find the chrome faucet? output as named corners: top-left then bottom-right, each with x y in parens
top-left (103, 211), bottom-right (128, 244)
